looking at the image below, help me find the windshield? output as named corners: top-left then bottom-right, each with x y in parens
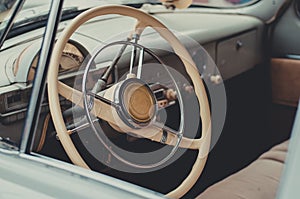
top-left (0, 0), bottom-right (156, 45)
top-left (192, 0), bottom-right (259, 8)
top-left (0, 0), bottom-right (260, 45)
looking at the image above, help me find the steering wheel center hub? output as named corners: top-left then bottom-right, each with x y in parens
top-left (116, 78), bottom-right (157, 127)
top-left (125, 84), bottom-right (154, 122)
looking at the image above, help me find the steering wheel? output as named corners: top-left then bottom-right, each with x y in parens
top-left (47, 5), bottom-right (211, 198)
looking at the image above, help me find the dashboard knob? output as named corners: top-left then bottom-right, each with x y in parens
top-left (236, 40), bottom-right (243, 50)
top-left (210, 75), bottom-right (222, 85)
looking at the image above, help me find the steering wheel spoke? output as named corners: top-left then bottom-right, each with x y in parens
top-left (136, 47), bottom-right (144, 79)
top-left (86, 91), bottom-right (119, 108)
top-left (129, 124), bottom-right (203, 150)
top-left (67, 117), bottom-right (99, 135)
top-left (57, 81), bottom-right (118, 126)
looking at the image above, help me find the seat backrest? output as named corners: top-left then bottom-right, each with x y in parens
top-left (276, 100), bottom-right (300, 199)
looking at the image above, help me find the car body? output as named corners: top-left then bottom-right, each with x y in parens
top-left (0, 0), bottom-right (299, 198)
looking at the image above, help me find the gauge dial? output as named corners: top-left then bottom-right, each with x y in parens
top-left (60, 43), bottom-right (84, 72)
top-left (18, 42), bottom-right (85, 81)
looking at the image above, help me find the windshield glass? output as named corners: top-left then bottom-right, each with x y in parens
top-left (0, 0), bottom-right (260, 43)
top-left (192, 0), bottom-right (259, 7)
top-left (4, 0), bottom-right (261, 27)
top-left (0, 0), bottom-right (163, 45)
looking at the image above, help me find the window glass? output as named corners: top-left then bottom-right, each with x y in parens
top-left (0, 0), bottom-right (17, 44)
top-left (0, 0), bottom-right (49, 150)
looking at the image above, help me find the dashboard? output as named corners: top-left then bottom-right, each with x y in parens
top-left (0, 7), bottom-right (264, 134)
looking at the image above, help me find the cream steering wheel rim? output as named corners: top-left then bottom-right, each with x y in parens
top-left (47, 5), bottom-right (211, 198)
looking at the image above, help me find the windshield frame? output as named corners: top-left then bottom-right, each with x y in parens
top-left (19, 0), bottom-right (63, 153)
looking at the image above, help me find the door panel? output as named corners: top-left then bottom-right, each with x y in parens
top-left (271, 58), bottom-right (300, 107)
top-left (271, 0), bottom-right (300, 107)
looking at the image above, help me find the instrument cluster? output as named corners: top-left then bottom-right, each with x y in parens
top-left (0, 41), bottom-right (90, 124)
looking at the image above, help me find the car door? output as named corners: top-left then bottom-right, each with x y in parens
top-left (269, 0), bottom-right (300, 135)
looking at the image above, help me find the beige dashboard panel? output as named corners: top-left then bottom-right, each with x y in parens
top-left (216, 30), bottom-right (261, 80)
top-left (271, 58), bottom-right (300, 107)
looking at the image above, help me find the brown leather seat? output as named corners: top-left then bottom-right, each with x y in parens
top-left (197, 140), bottom-right (289, 199)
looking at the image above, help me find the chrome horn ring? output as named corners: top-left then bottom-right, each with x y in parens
top-left (82, 40), bottom-right (185, 169)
